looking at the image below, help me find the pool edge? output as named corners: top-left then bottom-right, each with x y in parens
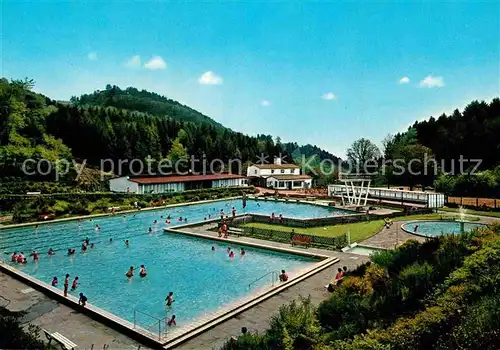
top-left (0, 261), bottom-right (166, 349)
top-left (400, 220), bottom-right (488, 238)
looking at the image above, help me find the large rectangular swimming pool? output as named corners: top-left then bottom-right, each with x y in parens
top-left (0, 199), bottom-right (339, 328)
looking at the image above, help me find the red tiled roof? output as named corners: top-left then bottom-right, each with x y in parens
top-left (128, 174), bottom-right (246, 184)
top-left (252, 163), bottom-right (300, 169)
top-left (266, 174), bottom-right (312, 181)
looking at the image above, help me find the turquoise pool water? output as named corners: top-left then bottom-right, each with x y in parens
top-left (347, 246), bottom-right (384, 256)
top-left (402, 220), bottom-right (486, 237)
top-left (0, 199), bottom-right (334, 327)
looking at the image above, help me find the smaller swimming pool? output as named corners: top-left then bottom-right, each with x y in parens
top-left (346, 245), bottom-right (385, 256)
top-left (401, 220), bottom-right (486, 237)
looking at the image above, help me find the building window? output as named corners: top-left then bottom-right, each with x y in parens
top-left (278, 181), bottom-right (285, 187)
top-left (254, 169), bottom-right (257, 174)
top-left (293, 181), bottom-right (302, 187)
top-left (291, 169), bottom-right (296, 174)
top-left (280, 169), bottom-right (285, 173)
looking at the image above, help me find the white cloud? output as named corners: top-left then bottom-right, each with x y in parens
top-left (198, 71), bottom-right (223, 85)
top-left (419, 75), bottom-right (444, 88)
top-left (144, 56), bottom-right (167, 70)
top-left (126, 55), bottom-right (141, 68)
top-left (261, 100), bottom-right (270, 107)
top-left (399, 76), bottom-right (410, 84)
top-left (321, 92), bottom-right (336, 100)
top-left (87, 52), bottom-right (98, 61)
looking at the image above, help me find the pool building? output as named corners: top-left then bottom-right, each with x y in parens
top-left (109, 173), bottom-right (249, 194)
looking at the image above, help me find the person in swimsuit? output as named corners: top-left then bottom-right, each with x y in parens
top-left (148, 227), bottom-right (152, 233)
top-left (126, 266), bottom-right (134, 278)
top-left (167, 315), bottom-right (176, 327)
top-left (229, 250), bottom-right (235, 258)
top-left (211, 246), bottom-right (215, 251)
top-left (48, 248), bottom-right (55, 256)
top-left (90, 243), bottom-right (95, 249)
top-left (279, 270), bottom-right (289, 282)
top-left (232, 207), bottom-right (236, 217)
top-left (71, 276), bottom-right (79, 290)
top-left (11, 252), bottom-right (17, 262)
top-left (51, 276), bottom-right (58, 287)
top-left (30, 250), bottom-right (39, 261)
top-left (241, 248), bottom-right (246, 256)
top-left (82, 241), bottom-right (87, 251)
top-left (64, 274), bottom-right (70, 297)
top-left (139, 265), bottom-right (147, 277)
top-left (125, 240), bottom-right (129, 247)
top-left (78, 293), bottom-right (87, 306)
top-left (165, 292), bottom-right (175, 306)
top-left (16, 252), bottom-right (24, 263)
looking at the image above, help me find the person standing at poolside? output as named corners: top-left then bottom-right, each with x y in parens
top-left (64, 274), bottom-right (70, 297)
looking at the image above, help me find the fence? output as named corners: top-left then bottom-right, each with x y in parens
top-left (241, 226), bottom-right (348, 250)
top-left (447, 196), bottom-right (499, 210)
top-left (133, 310), bottom-right (167, 341)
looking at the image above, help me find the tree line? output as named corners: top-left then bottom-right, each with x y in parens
top-left (0, 79), bottom-right (338, 185)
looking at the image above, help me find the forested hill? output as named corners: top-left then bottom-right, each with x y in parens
top-left (386, 98), bottom-right (500, 170)
top-left (70, 85), bottom-right (224, 128)
top-left (0, 78), bottom-right (339, 182)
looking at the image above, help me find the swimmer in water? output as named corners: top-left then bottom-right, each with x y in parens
top-left (51, 276), bottom-right (58, 287)
top-left (229, 250), bottom-right (235, 258)
top-left (166, 219), bottom-right (171, 224)
top-left (241, 248), bottom-right (246, 256)
top-left (109, 238), bottom-right (113, 243)
top-left (95, 224), bottom-right (100, 231)
top-left (48, 248), bottom-right (55, 256)
top-left (148, 227), bottom-right (152, 233)
top-left (126, 266), bottom-right (134, 278)
top-left (30, 250), bottom-right (39, 261)
top-left (125, 240), bottom-right (129, 247)
top-left (90, 243), bottom-right (95, 249)
top-left (184, 218), bottom-right (187, 222)
top-left (11, 252), bottom-right (17, 262)
top-left (211, 246), bottom-right (215, 251)
top-left (154, 220), bottom-right (158, 225)
top-left (165, 292), bottom-right (175, 306)
top-left (139, 265), bottom-right (147, 277)
top-left (71, 276), bottom-right (79, 290)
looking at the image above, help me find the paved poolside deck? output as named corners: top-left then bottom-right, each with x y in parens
top-left (3, 212), bottom-right (496, 349)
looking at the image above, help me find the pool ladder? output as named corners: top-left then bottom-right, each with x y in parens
top-left (248, 271), bottom-right (279, 290)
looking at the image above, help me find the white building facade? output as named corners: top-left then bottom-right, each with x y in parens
top-left (246, 158), bottom-right (312, 189)
top-left (109, 174), bottom-right (248, 194)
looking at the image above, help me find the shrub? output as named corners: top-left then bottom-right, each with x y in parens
top-left (266, 296), bottom-right (322, 349)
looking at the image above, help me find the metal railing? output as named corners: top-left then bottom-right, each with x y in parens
top-left (133, 309), bottom-right (167, 340)
top-left (248, 271), bottom-right (279, 290)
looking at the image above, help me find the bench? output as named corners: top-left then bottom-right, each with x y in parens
top-left (228, 228), bottom-right (243, 236)
top-left (43, 329), bottom-right (78, 350)
top-left (291, 236), bottom-right (312, 248)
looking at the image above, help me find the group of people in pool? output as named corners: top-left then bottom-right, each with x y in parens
top-left (125, 264), bottom-right (148, 278)
top-left (210, 246), bottom-right (246, 258)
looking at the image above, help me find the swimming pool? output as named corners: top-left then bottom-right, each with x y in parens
top-left (0, 199), bottom-right (333, 329)
top-left (401, 220), bottom-right (486, 237)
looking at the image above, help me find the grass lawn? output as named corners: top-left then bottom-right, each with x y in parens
top-left (439, 207), bottom-right (500, 218)
top-left (241, 220), bottom-right (385, 243)
top-left (241, 212), bottom-right (482, 244)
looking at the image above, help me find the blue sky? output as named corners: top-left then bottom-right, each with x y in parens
top-left (2, 1), bottom-right (499, 158)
